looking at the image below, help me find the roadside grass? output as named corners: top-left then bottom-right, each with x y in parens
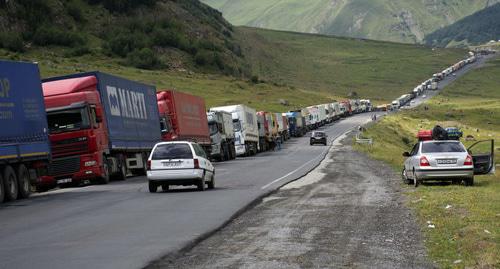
top-left (354, 57), bottom-right (500, 268)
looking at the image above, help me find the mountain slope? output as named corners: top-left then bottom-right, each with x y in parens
top-left (425, 3), bottom-right (500, 47)
top-left (201, 0), bottom-right (500, 44)
top-left (0, 0), bottom-right (248, 75)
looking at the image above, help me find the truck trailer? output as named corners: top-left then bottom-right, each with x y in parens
top-left (210, 105), bottom-right (259, 156)
top-left (286, 111), bottom-right (306, 137)
top-left (42, 71), bottom-right (161, 186)
top-left (207, 110), bottom-right (236, 161)
top-left (0, 60), bottom-right (51, 201)
top-left (157, 90), bottom-right (211, 154)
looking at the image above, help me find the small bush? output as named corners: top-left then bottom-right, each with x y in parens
top-left (66, 0), bottom-right (85, 22)
top-left (194, 50), bottom-right (213, 66)
top-left (251, 75), bottom-right (259, 84)
top-left (401, 136), bottom-right (411, 145)
top-left (64, 46), bottom-right (91, 57)
top-left (33, 25), bottom-right (85, 46)
top-left (126, 48), bottom-right (159, 69)
top-left (0, 32), bottom-right (25, 52)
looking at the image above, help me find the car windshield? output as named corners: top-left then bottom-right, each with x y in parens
top-left (208, 122), bottom-right (219, 135)
top-left (152, 144), bottom-right (193, 160)
top-left (47, 107), bottom-right (90, 134)
top-left (421, 142), bottom-right (466, 153)
top-left (233, 120), bottom-right (242, 132)
top-left (313, 132), bottom-right (325, 137)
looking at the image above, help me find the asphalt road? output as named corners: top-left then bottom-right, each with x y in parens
top-left (150, 133), bottom-right (433, 269)
top-left (0, 112), bottom-right (379, 269)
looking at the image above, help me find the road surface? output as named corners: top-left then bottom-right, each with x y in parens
top-left (0, 113), bottom-right (378, 269)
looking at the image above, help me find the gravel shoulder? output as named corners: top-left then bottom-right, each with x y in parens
top-left (148, 132), bottom-right (434, 269)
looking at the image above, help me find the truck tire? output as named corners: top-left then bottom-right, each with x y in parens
top-left (231, 145), bottom-right (236, 159)
top-left (99, 160), bottom-right (110, 185)
top-left (116, 157), bottom-right (127, 181)
top-left (161, 184), bottom-right (169, 191)
top-left (0, 171), bottom-right (5, 202)
top-left (3, 165), bottom-right (18, 201)
top-left (16, 164), bottom-right (31, 199)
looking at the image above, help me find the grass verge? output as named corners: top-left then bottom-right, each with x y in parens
top-left (354, 56), bottom-right (500, 268)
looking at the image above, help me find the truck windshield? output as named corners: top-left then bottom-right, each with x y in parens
top-left (47, 107), bottom-right (90, 134)
top-left (208, 122), bottom-right (219, 135)
top-left (233, 120), bottom-right (242, 132)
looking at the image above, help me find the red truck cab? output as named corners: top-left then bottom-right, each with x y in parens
top-left (42, 76), bottom-right (108, 186)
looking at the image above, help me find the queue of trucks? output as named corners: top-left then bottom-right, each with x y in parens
top-left (10, 53), bottom-right (481, 202)
top-left (382, 53), bottom-right (479, 111)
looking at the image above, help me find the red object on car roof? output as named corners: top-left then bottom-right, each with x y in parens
top-left (417, 130), bottom-right (433, 141)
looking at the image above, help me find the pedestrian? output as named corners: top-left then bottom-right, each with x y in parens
top-left (275, 135), bottom-right (282, 151)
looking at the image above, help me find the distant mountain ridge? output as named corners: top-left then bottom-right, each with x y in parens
top-left (201, 0), bottom-right (500, 44)
top-left (425, 3), bottom-right (500, 47)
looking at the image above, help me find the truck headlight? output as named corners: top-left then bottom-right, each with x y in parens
top-left (84, 160), bottom-right (97, 167)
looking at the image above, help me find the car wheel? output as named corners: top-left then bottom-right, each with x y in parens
top-left (413, 171), bottom-right (419, 188)
top-left (3, 165), bottom-right (18, 201)
top-left (197, 172), bottom-right (206, 191)
top-left (148, 181), bottom-right (157, 193)
top-left (16, 164), bottom-right (31, 199)
top-left (465, 177), bottom-right (474, 186)
top-left (208, 172), bottom-right (215, 190)
top-left (402, 168), bottom-right (412, 185)
top-left (161, 184), bottom-right (169, 191)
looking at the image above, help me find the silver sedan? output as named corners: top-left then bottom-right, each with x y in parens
top-left (402, 140), bottom-right (495, 187)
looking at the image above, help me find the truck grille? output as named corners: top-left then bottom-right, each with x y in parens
top-left (50, 156), bottom-right (81, 176)
top-left (52, 138), bottom-right (89, 158)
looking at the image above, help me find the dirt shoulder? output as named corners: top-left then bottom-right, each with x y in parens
top-left (148, 132), bottom-right (434, 269)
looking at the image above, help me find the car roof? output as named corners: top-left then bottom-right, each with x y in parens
top-left (154, 141), bottom-right (195, 147)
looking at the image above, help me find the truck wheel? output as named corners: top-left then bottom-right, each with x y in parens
top-left (17, 164), bottom-right (31, 199)
top-left (99, 160), bottom-right (110, 184)
top-left (3, 165), bottom-right (18, 201)
top-left (0, 171), bottom-right (5, 202)
top-left (116, 158), bottom-right (127, 181)
top-left (148, 181), bottom-right (157, 193)
top-left (230, 145), bottom-right (236, 159)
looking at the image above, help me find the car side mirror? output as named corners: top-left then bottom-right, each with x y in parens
top-left (402, 152), bottom-right (410, 157)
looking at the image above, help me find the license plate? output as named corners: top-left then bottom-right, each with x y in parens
top-left (437, 159), bottom-right (457, 164)
top-left (57, 178), bottom-right (72, 184)
top-left (163, 162), bottom-right (181, 167)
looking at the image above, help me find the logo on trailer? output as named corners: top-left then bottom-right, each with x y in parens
top-left (106, 85), bottom-right (148, 120)
top-left (107, 86), bottom-right (121, 116)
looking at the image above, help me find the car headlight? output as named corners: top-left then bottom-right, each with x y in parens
top-left (84, 160), bottom-right (97, 167)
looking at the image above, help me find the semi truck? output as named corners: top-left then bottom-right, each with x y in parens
top-left (285, 112), bottom-right (306, 137)
top-left (157, 90), bottom-right (211, 154)
top-left (207, 110), bottom-right (236, 161)
top-left (0, 60), bottom-right (51, 201)
top-left (41, 71), bottom-right (160, 186)
top-left (210, 105), bottom-right (259, 156)
top-left (256, 112), bottom-right (268, 152)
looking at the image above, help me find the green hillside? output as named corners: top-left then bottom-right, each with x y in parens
top-left (0, 0), bottom-right (248, 75)
top-left (201, 0), bottom-right (499, 44)
top-left (425, 3), bottom-right (500, 48)
top-left (236, 27), bottom-right (465, 103)
top-left (0, 0), bottom-right (467, 110)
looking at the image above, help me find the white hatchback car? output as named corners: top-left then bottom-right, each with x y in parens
top-left (147, 141), bottom-right (215, 192)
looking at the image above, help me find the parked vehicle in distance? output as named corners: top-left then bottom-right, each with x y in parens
top-left (0, 60), bottom-right (51, 201)
top-left (42, 71), bottom-right (161, 187)
top-left (310, 131), bottom-right (328, 146)
top-left (207, 110), bottom-right (236, 161)
top-left (210, 105), bottom-right (259, 156)
top-left (402, 139), bottom-right (495, 187)
top-left (147, 141), bottom-right (215, 192)
top-left (157, 90), bottom-right (211, 155)
top-left (286, 111), bottom-right (306, 137)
